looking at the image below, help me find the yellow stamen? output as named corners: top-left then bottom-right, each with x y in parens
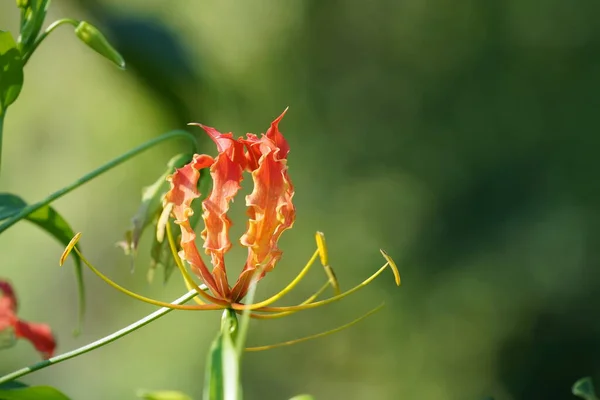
top-left (236, 259), bottom-right (398, 312)
top-left (249, 281), bottom-right (331, 320)
top-left (238, 249), bottom-right (320, 310)
top-left (315, 232), bottom-right (328, 266)
top-left (60, 232), bottom-right (81, 266)
top-left (380, 249), bottom-right (401, 286)
top-left (71, 245), bottom-right (222, 311)
top-left (245, 303), bottom-right (385, 352)
top-left (165, 222), bottom-right (206, 305)
top-left (315, 232), bottom-right (340, 295)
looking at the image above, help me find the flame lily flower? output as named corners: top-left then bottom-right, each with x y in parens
top-left (0, 280), bottom-right (56, 359)
top-left (61, 110), bottom-right (400, 335)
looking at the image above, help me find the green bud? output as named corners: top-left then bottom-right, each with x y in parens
top-left (16, 0), bottom-right (29, 9)
top-left (74, 21), bottom-right (125, 69)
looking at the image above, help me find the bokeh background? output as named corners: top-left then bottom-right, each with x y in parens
top-left (2, 1), bottom-right (600, 399)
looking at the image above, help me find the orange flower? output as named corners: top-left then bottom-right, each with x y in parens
top-left (0, 280), bottom-right (56, 359)
top-left (61, 109), bottom-right (399, 337)
top-left (165, 110), bottom-right (294, 302)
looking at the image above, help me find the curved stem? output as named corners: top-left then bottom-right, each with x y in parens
top-left (0, 112), bottom-right (4, 174)
top-left (234, 261), bottom-right (395, 313)
top-left (245, 303), bottom-right (385, 352)
top-left (248, 281), bottom-right (331, 320)
top-left (0, 288), bottom-right (201, 385)
top-left (0, 130), bottom-right (198, 235)
top-left (22, 18), bottom-right (79, 65)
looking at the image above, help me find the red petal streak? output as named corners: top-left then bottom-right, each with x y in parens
top-left (265, 108), bottom-right (290, 159)
top-left (14, 320), bottom-right (56, 359)
top-left (165, 154), bottom-right (221, 297)
top-left (0, 280), bottom-right (56, 359)
top-left (232, 126), bottom-right (295, 301)
top-left (198, 126), bottom-right (247, 299)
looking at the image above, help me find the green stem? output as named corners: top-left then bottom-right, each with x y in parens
top-left (22, 18), bottom-right (79, 65)
top-left (0, 129), bottom-right (197, 235)
top-left (0, 112), bottom-right (4, 174)
top-left (235, 274), bottom-right (259, 356)
top-left (0, 288), bottom-right (201, 385)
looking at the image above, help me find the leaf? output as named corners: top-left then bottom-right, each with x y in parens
top-left (0, 385), bottom-right (71, 400)
top-left (74, 21), bottom-right (125, 69)
top-left (0, 381), bottom-right (27, 390)
top-left (0, 194), bottom-right (26, 220)
top-left (0, 30), bottom-right (24, 112)
top-left (137, 390), bottom-right (193, 400)
top-left (0, 193), bottom-right (86, 335)
top-left (203, 311), bottom-right (240, 400)
top-left (573, 377), bottom-right (599, 400)
top-left (18, 0), bottom-right (50, 52)
top-left (289, 396), bottom-right (315, 400)
top-left (118, 153), bottom-right (203, 284)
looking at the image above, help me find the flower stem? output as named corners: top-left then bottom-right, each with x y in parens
top-left (0, 112), bottom-right (4, 174)
top-left (0, 288), bottom-right (201, 385)
top-left (22, 18), bottom-right (80, 65)
top-left (0, 129), bottom-right (198, 235)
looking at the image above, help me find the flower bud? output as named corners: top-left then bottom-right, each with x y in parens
top-left (74, 21), bottom-right (125, 69)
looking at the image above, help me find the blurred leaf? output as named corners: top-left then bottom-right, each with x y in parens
top-left (573, 377), bottom-right (599, 400)
top-left (18, 0), bottom-right (50, 52)
top-left (0, 385), bottom-right (71, 400)
top-left (74, 21), bottom-right (125, 69)
top-left (289, 396), bottom-right (315, 400)
top-left (0, 381), bottom-right (27, 390)
top-left (0, 193), bottom-right (85, 334)
top-left (0, 194), bottom-right (26, 220)
top-left (118, 153), bottom-right (193, 282)
top-left (0, 31), bottom-right (24, 112)
top-left (203, 311), bottom-right (240, 400)
top-left (137, 390), bottom-right (193, 400)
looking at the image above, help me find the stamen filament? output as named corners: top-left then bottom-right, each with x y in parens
top-left (165, 222), bottom-right (205, 305)
top-left (236, 260), bottom-right (398, 312)
top-left (249, 281), bottom-right (331, 320)
top-left (72, 247), bottom-right (223, 311)
top-left (315, 232), bottom-right (340, 295)
top-left (245, 303), bottom-right (385, 352)
top-left (240, 249), bottom-right (319, 310)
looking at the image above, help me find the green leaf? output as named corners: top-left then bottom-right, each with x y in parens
top-left (289, 396), bottom-right (315, 400)
top-left (0, 30), bottom-right (24, 112)
top-left (74, 21), bottom-right (125, 69)
top-left (0, 193), bottom-right (86, 335)
top-left (18, 0), bottom-right (50, 52)
top-left (0, 193), bottom-right (26, 220)
top-left (137, 390), bottom-right (193, 400)
top-left (203, 310), bottom-right (241, 400)
top-left (573, 377), bottom-right (599, 400)
top-left (118, 153), bottom-right (209, 285)
top-left (0, 385), bottom-right (71, 400)
top-left (0, 381), bottom-right (27, 390)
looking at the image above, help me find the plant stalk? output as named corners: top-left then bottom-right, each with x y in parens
top-left (22, 18), bottom-right (79, 65)
top-left (0, 129), bottom-right (198, 234)
top-left (0, 288), bottom-right (201, 385)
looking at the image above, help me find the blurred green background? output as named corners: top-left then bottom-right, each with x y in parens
top-left (2, 1), bottom-right (600, 399)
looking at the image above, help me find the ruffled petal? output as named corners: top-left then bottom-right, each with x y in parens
top-left (0, 280), bottom-right (56, 359)
top-left (13, 319), bottom-right (56, 359)
top-left (196, 125), bottom-right (247, 299)
top-left (165, 154), bottom-right (221, 297)
top-left (232, 114), bottom-right (295, 301)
